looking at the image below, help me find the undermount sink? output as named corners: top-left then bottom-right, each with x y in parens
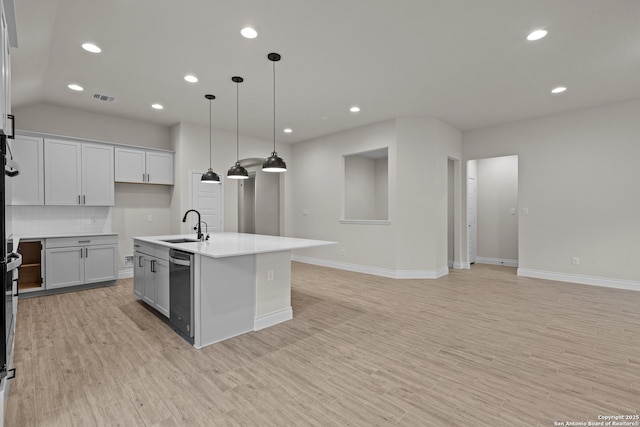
top-left (160, 238), bottom-right (199, 244)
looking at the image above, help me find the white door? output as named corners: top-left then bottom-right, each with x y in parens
top-left (44, 139), bottom-right (82, 205)
top-left (115, 147), bottom-right (146, 183)
top-left (147, 151), bottom-right (174, 185)
top-left (45, 247), bottom-right (84, 289)
top-left (467, 177), bottom-right (477, 264)
top-left (82, 143), bottom-right (114, 206)
top-left (154, 258), bottom-right (170, 318)
top-left (8, 136), bottom-right (44, 205)
top-left (84, 244), bottom-right (117, 284)
top-left (190, 172), bottom-right (223, 235)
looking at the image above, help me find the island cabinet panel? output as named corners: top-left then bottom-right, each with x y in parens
top-left (133, 240), bottom-right (169, 317)
top-left (197, 254), bottom-right (255, 347)
top-left (254, 251), bottom-right (292, 319)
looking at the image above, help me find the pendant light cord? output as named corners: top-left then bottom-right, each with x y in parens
top-left (209, 98), bottom-right (212, 169)
top-left (236, 82), bottom-right (240, 162)
top-left (273, 59), bottom-right (276, 153)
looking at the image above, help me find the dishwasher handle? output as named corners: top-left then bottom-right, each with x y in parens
top-left (169, 256), bottom-right (191, 267)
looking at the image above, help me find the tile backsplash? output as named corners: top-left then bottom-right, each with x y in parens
top-left (9, 206), bottom-right (112, 236)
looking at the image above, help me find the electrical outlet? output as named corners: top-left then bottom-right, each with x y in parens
top-left (124, 255), bottom-right (134, 267)
top-left (267, 270), bottom-right (274, 281)
top-left (340, 248), bottom-right (346, 256)
top-left (147, 215), bottom-right (153, 222)
top-left (572, 257), bottom-right (580, 265)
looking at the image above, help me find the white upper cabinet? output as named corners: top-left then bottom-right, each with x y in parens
top-left (44, 139), bottom-right (114, 206)
top-left (146, 151), bottom-right (173, 185)
top-left (7, 135), bottom-right (44, 205)
top-left (115, 147), bottom-right (173, 185)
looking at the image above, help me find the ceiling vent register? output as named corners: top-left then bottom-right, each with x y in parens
top-left (92, 93), bottom-right (115, 102)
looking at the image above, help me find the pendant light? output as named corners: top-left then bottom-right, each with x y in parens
top-left (227, 76), bottom-right (249, 180)
top-left (262, 52), bottom-right (287, 172)
top-left (201, 94), bottom-right (221, 183)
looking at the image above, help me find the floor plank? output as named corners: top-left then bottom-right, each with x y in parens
top-left (6, 263), bottom-right (640, 426)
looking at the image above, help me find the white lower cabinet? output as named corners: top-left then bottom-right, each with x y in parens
top-left (45, 236), bottom-right (117, 290)
top-left (133, 241), bottom-right (169, 317)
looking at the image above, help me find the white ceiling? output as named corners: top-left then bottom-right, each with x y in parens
top-left (10, 0), bottom-right (640, 144)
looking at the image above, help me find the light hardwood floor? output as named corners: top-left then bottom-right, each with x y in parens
top-left (5, 263), bottom-right (640, 426)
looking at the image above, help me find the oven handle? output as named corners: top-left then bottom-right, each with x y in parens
top-left (6, 252), bottom-right (22, 272)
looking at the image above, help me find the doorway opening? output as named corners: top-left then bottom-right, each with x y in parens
top-left (237, 158), bottom-right (281, 236)
top-left (467, 155), bottom-right (519, 268)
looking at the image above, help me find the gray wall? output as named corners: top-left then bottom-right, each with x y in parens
top-left (463, 98), bottom-right (640, 283)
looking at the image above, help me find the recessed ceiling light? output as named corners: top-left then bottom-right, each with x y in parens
top-left (350, 106), bottom-right (360, 113)
top-left (283, 128), bottom-right (292, 133)
top-left (241, 27), bottom-right (258, 39)
top-left (527, 29), bottom-right (547, 41)
top-left (81, 43), bottom-right (102, 53)
top-left (68, 84), bottom-right (84, 91)
top-left (151, 103), bottom-right (164, 110)
top-left (551, 86), bottom-right (567, 94)
top-left (184, 75), bottom-right (198, 83)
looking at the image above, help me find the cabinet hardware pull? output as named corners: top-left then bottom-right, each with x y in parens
top-left (151, 259), bottom-right (155, 273)
top-left (138, 256), bottom-right (143, 267)
top-left (142, 173), bottom-right (145, 182)
top-left (78, 195), bottom-right (81, 205)
top-left (85, 248), bottom-right (88, 257)
top-left (83, 195), bottom-right (86, 205)
top-left (7, 114), bottom-right (15, 139)
top-left (147, 173), bottom-right (150, 182)
top-left (80, 248), bottom-right (83, 258)
top-left (78, 240), bottom-right (90, 243)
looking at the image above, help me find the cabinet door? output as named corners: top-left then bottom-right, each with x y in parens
top-left (146, 151), bottom-right (173, 185)
top-left (44, 139), bottom-right (82, 205)
top-left (82, 143), bottom-right (114, 206)
top-left (133, 252), bottom-right (144, 298)
top-left (154, 258), bottom-right (170, 317)
top-left (142, 257), bottom-right (156, 306)
top-left (8, 136), bottom-right (44, 205)
top-left (84, 244), bottom-right (117, 284)
top-left (115, 147), bottom-right (145, 183)
top-left (45, 247), bottom-right (84, 289)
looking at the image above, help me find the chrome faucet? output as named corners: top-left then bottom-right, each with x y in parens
top-left (182, 209), bottom-right (203, 241)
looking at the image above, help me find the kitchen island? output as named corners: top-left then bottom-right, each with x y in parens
top-left (133, 232), bottom-right (334, 348)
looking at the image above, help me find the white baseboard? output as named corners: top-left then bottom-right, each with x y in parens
top-left (292, 255), bottom-right (449, 279)
top-left (254, 307), bottom-right (293, 331)
top-left (517, 268), bottom-right (640, 292)
top-left (118, 270), bottom-right (133, 280)
top-left (476, 257), bottom-right (519, 267)
top-left (453, 261), bottom-right (470, 269)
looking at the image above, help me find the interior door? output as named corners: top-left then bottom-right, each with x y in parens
top-left (467, 177), bottom-right (477, 264)
top-left (190, 172), bottom-right (223, 235)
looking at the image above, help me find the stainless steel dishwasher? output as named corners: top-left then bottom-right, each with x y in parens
top-left (169, 249), bottom-right (194, 340)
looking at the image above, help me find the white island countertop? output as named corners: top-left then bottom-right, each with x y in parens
top-left (134, 232), bottom-right (335, 258)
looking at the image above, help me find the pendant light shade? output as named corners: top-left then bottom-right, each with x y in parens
top-left (262, 52), bottom-right (287, 172)
top-left (227, 76), bottom-right (249, 180)
top-left (202, 94), bottom-right (221, 183)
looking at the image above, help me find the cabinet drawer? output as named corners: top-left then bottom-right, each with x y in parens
top-left (46, 235), bottom-right (118, 249)
top-left (133, 240), bottom-right (156, 257)
top-left (155, 246), bottom-right (169, 261)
